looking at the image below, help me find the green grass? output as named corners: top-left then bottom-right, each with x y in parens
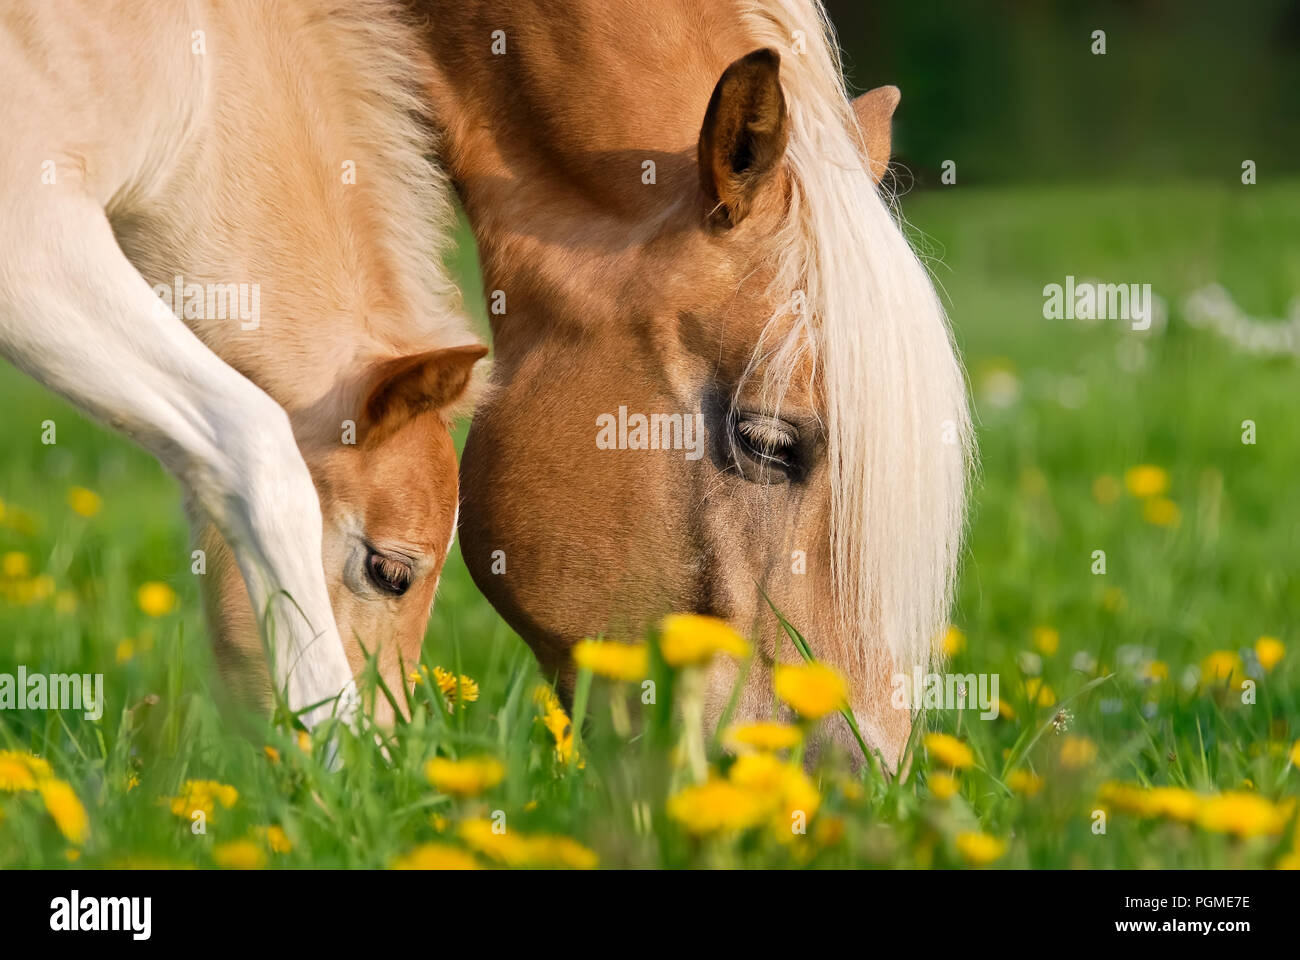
top-left (1, 179), bottom-right (1297, 868)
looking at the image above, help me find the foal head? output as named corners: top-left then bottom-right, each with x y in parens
top-left (207, 344), bottom-right (485, 725)
top-left (441, 1), bottom-right (971, 768)
top-left (313, 345), bottom-right (486, 710)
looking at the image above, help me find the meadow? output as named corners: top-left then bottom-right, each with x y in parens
top-left (1, 179), bottom-right (1298, 869)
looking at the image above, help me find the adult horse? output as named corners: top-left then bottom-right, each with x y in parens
top-left (0, 0), bottom-right (484, 727)
top-left (416, 0), bottom-right (972, 766)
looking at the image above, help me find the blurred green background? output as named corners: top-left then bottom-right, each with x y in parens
top-left (829, 0), bottom-right (1300, 184)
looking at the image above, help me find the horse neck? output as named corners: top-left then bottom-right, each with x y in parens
top-left (121, 1), bottom-right (461, 439)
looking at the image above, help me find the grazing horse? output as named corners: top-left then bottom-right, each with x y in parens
top-left (417, 0), bottom-right (972, 767)
top-left (0, 0), bottom-right (484, 727)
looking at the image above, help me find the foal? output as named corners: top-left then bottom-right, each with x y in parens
top-left (0, 1), bottom-right (483, 726)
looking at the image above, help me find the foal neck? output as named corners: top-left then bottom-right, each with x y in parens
top-left (114, 0), bottom-right (465, 441)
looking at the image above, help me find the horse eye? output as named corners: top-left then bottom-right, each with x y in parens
top-left (731, 413), bottom-right (800, 477)
top-left (366, 550), bottom-right (413, 596)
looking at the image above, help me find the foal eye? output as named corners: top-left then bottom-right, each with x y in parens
top-left (731, 412), bottom-right (800, 478)
top-left (366, 550), bottom-right (413, 596)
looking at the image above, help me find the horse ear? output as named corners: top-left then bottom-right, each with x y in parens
top-left (698, 47), bottom-right (789, 228)
top-left (851, 85), bottom-right (900, 184)
top-left (362, 343), bottom-right (489, 437)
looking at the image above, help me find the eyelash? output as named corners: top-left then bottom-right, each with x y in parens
top-left (366, 550), bottom-right (413, 596)
top-left (733, 414), bottom-right (798, 469)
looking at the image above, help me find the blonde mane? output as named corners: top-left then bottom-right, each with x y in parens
top-left (740, 0), bottom-right (974, 676)
top-left (294, 0), bottom-right (468, 350)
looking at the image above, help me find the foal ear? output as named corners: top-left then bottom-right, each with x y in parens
top-left (851, 85), bottom-right (900, 183)
top-left (362, 343), bottom-right (489, 436)
top-left (698, 47), bottom-right (789, 228)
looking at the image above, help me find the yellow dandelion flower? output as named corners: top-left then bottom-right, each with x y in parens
top-left (1102, 586), bottom-right (1127, 613)
top-left (1092, 474), bottom-right (1121, 505)
top-left (430, 666), bottom-right (480, 710)
top-left (459, 818), bottom-right (533, 865)
top-left (115, 638), bottom-right (135, 664)
top-left (168, 779), bottom-right (238, 819)
top-left (929, 772), bottom-right (959, 799)
top-left (924, 733), bottom-right (975, 770)
top-left (263, 746), bottom-right (280, 765)
top-left (774, 661), bottom-right (848, 720)
top-left (1196, 791), bottom-right (1285, 838)
top-left (39, 779), bottom-right (89, 845)
top-left (29, 574), bottom-right (54, 601)
top-left (457, 819), bottom-right (595, 868)
top-left (425, 756), bottom-right (505, 796)
top-left (659, 614), bottom-right (750, 667)
top-left (1146, 787), bottom-right (1201, 823)
top-left (955, 831), bottom-right (1006, 866)
top-left (1100, 782), bottom-right (1199, 821)
top-left (1290, 740), bottom-right (1300, 767)
top-left (2, 551), bottom-right (30, 578)
top-left (213, 840), bottom-right (266, 870)
top-left (525, 835), bottom-right (599, 869)
top-left (296, 730), bottom-right (312, 753)
top-left (1142, 660), bottom-right (1169, 682)
top-left (941, 625), bottom-right (966, 656)
top-left (392, 843), bottom-right (480, 870)
top-left (996, 698), bottom-right (1016, 721)
top-left (542, 704), bottom-right (576, 765)
top-left (1032, 626), bottom-right (1060, 657)
top-left (67, 486), bottom-right (103, 518)
top-left (666, 778), bottom-right (770, 835)
top-left (723, 721), bottom-right (803, 753)
top-left (1025, 677), bottom-right (1056, 708)
top-left (533, 683), bottom-right (562, 713)
top-left (1201, 650), bottom-right (1243, 684)
top-left (813, 815), bottom-right (845, 849)
top-left (19, 752), bottom-right (51, 778)
top-left (0, 752), bottom-right (39, 792)
top-left (728, 752), bottom-right (821, 836)
top-left (571, 639), bottom-right (648, 682)
top-left (126, 774), bottom-right (140, 792)
top-left (137, 581), bottom-right (178, 617)
top-left (1098, 781), bottom-right (1149, 815)
top-left (431, 666), bottom-right (457, 695)
top-left (1059, 736), bottom-right (1098, 769)
top-left (256, 825), bottom-right (292, 854)
top-left (1142, 497), bottom-right (1181, 528)
top-left (1006, 769), bottom-right (1043, 797)
top-left (1255, 636), bottom-right (1285, 672)
top-left (1125, 465), bottom-right (1169, 499)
